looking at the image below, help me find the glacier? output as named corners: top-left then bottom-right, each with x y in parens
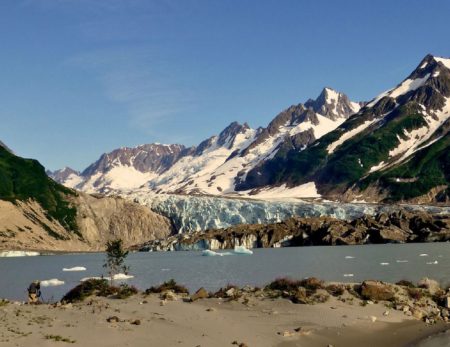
top-left (129, 192), bottom-right (450, 233)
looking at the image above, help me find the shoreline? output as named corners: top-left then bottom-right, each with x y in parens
top-left (1, 277), bottom-right (449, 346)
top-left (0, 291), bottom-right (448, 347)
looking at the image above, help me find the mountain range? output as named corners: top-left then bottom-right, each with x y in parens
top-left (48, 54), bottom-right (450, 203)
top-left (49, 87), bottom-right (362, 196)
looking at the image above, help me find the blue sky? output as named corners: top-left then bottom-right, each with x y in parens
top-left (1, 0), bottom-right (450, 171)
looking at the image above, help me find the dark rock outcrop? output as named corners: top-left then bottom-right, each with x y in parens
top-left (134, 209), bottom-right (450, 251)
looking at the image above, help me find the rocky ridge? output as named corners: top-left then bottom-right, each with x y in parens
top-left (134, 209), bottom-right (450, 251)
top-left (0, 193), bottom-right (173, 252)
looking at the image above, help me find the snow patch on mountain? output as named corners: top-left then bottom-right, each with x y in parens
top-left (388, 99), bottom-right (450, 165)
top-left (148, 127), bottom-right (257, 194)
top-left (64, 173), bottom-right (84, 188)
top-left (389, 74), bottom-right (431, 99)
top-left (327, 119), bottom-right (378, 154)
top-left (288, 113), bottom-right (346, 139)
top-left (433, 56), bottom-right (450, 69)
top-left (243, 182), bottom-right (320, 199)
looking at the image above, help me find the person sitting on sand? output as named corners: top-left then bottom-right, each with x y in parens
top-left (27, 280), bottom-right (41, 304)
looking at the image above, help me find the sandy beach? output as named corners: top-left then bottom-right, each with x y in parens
top-left (0, 292), bottom-right (447, 347)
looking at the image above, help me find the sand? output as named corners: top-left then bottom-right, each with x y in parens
top-left (0, 294), bottom-right (447, 347)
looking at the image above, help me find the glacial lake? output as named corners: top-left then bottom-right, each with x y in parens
top-left (0, 243), bottom-right (449, 301)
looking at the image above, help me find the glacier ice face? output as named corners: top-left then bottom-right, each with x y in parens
top-left (130, 193), bottom-right (450, 233)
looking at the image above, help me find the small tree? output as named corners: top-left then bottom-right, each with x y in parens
top-left (103, 239), bottom-right (129, 285)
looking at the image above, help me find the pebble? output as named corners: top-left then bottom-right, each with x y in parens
top-left (106, 316), bottom-right (120, 323)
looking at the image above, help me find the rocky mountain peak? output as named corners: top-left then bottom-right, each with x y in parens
top-left (81, 143), bottom-right (187, 177)
top-left (305, 87), bottom-right (361, 121)
top-left (48, 167), bottom-right (80, 182)
top-left (217, 121), bottom-right (251, 148)
top-left (367, 54), bottom-right (450, 112)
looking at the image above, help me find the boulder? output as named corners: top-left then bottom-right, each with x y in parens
top-left (106, 316), bottom-right (120, 323)
top-left (360, 281), bottom-right (395, 301)
top-left (225, 287), bottom-right (236, 297)
top-left (191, 287), bottom-right (209, 301)
top-left (445, 297), bottom-right (450, 309)
top-left (417, 278), bottom-right (441, 295)
top-left (160, 290), bottom-right (178, 301)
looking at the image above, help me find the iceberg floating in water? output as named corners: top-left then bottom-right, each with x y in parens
top-left (343, 274), bottom-right (354, 277)
top-left (345, 256), bottom-right (355, 259)
top-left (380, 262), bottom-right (390, 266)
top-left (0, 250), bottom-right (40, 257)
top-left (426, 261), bottom-right (438, 265)
top-left (41, 279), bottom-right (65, 287)
top-left (233, 245), bottom-right (253, 255)
top-left (419, 254), bottom-right (429, 257)
top-left (63, 266), bottom-right (87, 272)
top-left (80, 273), bottom-right (134, 282)
top-left (112, 273), bottom-right (134, 280)
top-left (202, 250), bottom-right (232, 257)
top-left (396, 260), bottom-right (408, 263)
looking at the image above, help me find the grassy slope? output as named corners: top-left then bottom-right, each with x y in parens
top-left (0, 145), bottom-right (79, 234)
top-left (361, 134), bottom-right (450, 201)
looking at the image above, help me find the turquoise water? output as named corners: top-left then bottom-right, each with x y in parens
top-left (0, 243), bottom-right (449, 301)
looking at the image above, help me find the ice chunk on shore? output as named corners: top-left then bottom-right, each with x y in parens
top-left (41, 279), bottom-right (65, 287)
top-left (202, 250), bottom-right (232, 257)
top-left (0, 251), bottom-right (40, 257)
top-left (233, 245), bottom-right (253, 255)
top-left (63, 266), bottom-right (87, 272)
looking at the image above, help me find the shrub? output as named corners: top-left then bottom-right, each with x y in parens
top-left (326, 284), bottom-right (345, 296)
top-left (145, 279), bottom-right (189, 295)
top-left (62, 279), bottom-right (138, 302)
top-left (396, 280), bottom-right (415, 288)
top-left (406, 287), bottom-right (423, 301)
top-left (115, 284), bottom-right (138, 299)
top-left (62, 279), bottom-right (111, 303)
top-left (265, 277), bottom-right (302, 292)
top-left (300, 277), bottom-right (324, 291)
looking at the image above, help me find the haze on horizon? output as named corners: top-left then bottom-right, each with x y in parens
top-left (1, 0), bottom-right (450, 171)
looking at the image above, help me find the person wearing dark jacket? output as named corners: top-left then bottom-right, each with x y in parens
top-left (27, 280), bottom-right (41, 304)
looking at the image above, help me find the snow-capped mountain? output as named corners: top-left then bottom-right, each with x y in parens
top-left (76, 144), bottom-right (188, 193)
top-left (47, 167), bottom-right (82, 189)
top-left (51, 88), bottom-right (361, 196)
top-left (239, 54), bottom-right (450, 203)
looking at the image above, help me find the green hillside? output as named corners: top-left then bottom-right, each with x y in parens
top-left (0, 145), bottom-right (78, 233)
top-left (361, 134), bottom-right (450, 202)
